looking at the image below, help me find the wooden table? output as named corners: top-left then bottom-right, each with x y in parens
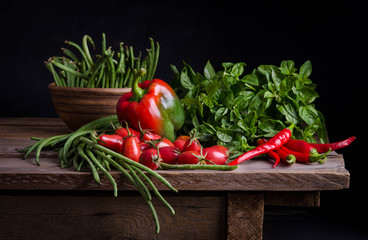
top-left (0, 118), bottom-right (350, 240)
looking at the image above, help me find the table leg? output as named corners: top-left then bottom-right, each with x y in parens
top-left (227, 192), bottom-right (264, 240)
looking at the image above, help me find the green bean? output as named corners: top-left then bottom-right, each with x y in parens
top-left (77, 143), bottom-right (100, 184)
top-left (160, 162), bottom-right (238, 171)
top-left (119, 161), bottom-right (152, 201)
top-left (106, 52), bottom-right (116, 88)
top-left (147, 199), bottom-right (160, 234)
top-left (116, 42), bottom-right (125, 75)
top-left (94, 150), bottom-right (149, 199)
top-left (61, 130), bottom-right (94, 162)
top-left (45, 61), bottom-right (63, 86)
top-left (92, 149), bottom-right (160, 233)
top-left (102, 33), bottom-right (107, 53)
top-left (80, 137), bottom-right (177, 193)
top-left (152, 40), bottom-right (160, 80)
top-left (61, 48), bottom-right (79, 63)
top-left (51, 59), bottom-right (89, 80)
top-left (82, 35), bottom-right (95, 67)
top-left (129, 46), bottom-right (134, 68)
top-left (65, 40), bottom-right (91, 69)
top-left (86, 149), bottom-right (117, 197)
top-left (77, 115), bottom-right (118, 131)
top-left (34, 135), bottom-right (62, 166)
top-left (132, 165), bottom-right (175, 215)
top-left (123, 67), bottom-right (131, 87)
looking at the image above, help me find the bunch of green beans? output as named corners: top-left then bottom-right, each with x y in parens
top-left (45, 33), bottom-right (159, 88)
top-left (17, 115), bottom-right (174, 234)
top-left (17, 115), bottom-right (238, 234)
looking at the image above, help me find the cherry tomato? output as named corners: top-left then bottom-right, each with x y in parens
top-left (139, 148), bottom-right (162, 170)
top-left (115, 127), bottom-right (140, 142)
top-left (177, 151), bottom-right (201, 164)
top-left (141, 130), bottom-right (162, 142)
top-left (98, 134), bottom-right (123, 153)
top-left (173, 135), bottom-right (190, 152)
top-left (182, 137), bottom-right (202, 153)
top-left (139, 142), bottom-right (150, 152)
top-left (121, 135), bottom-right (141, 162)
top-left (202, 145), bottom-right (228, 165)
top-left (160, 146), bottom-right (181, 164)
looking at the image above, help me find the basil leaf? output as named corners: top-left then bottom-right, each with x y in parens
top-left (299, 105), bottom-right (318, 125)
top-left (204, 60), bottom-right (216, 80)
top-left (216, 129), bottom-right (233, 143)
top-left (299, 60), bottom-right (312, 79)
top-left (241, 73), bottom-right (259, 86)
top-left (280, 60), bottom-right (296, 75)
top-left (215, 107), bottom-right (228, 121)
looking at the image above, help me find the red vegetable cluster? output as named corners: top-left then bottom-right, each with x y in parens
top-left (97, 126), bottom-right (229, 170)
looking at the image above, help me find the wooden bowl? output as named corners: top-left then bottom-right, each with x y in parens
top-left (48, 83), bottom-right (131, 130)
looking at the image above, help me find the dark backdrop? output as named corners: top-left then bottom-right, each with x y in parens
top-left (1, 1), bottom-right (366, 239)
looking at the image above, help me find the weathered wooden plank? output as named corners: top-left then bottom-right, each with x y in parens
top-left (0, 192), bottom-right (226, 240)
top-left (0, 117), bottom-right (70, 138)
top-left (227, 192), bottom-right (264, 240)
top-left (0, 153), bottom-right (350, 192)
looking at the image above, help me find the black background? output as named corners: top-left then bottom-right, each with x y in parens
top-left (1, 0), bottom-right (367, 239)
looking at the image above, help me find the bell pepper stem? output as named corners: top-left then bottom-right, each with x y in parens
top-left (132, 68), bottom-right (147, 101)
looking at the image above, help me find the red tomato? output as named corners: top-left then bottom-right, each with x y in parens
top-left (121, 135), bottom-right (141, 162)
top-left (115, 127), bottom-right (140, 142)
top-left (155, 138), bottom-right (175, 148)
top-left (160, 146), bottom-right (181, 164)
top-left (141, 130), bottom-right (162, 142)
top-left (202, 145), bottom-right (228, 165)
top-left (139, 148), bottom-right (162, 170)
top-left (182, 137), bottom-right (202, 153)
top-left (174, 135), bottom-right (190, 152)
top-left (177, 151), bottom-right (201, 164)
top-left (139, 142), bottom-right (150, 152)
top-left (98, 134), bottom-right (123, 153)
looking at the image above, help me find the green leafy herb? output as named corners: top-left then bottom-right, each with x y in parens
top-left (172, 60), bottom-right (327, 155)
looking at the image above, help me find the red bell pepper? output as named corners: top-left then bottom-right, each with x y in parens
top-left (116, 69), bottom-right (185, 142)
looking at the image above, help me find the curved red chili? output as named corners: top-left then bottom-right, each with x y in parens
top-left (274, 147), bottom-right (296, 166)
top-left (257, 139), bottom-right (280, 168)
top-left (309, 136), bottom-right (356, 153)
top-left (228, 128), bottom-right (292, 166)
top-left (280, 145), bottom-right (330, 163)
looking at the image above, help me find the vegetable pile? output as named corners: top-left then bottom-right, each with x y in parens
top-left (45, 33), bottom-right (159, 88)
top-left (171, 60), bottom-right (328, 156)
top-left (18, 34), bottom-right (357, 234)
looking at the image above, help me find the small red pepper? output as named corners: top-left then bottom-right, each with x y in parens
top-left (257, 139), bottom-right (280, 168)
top-left (228, 128), bottom-right (292, 166)
top-left (280, 145), bottom-right (330, 163)
top-left (309, 136), bottom-right (356, 153)
top-left (284, 138), bottom-right (327, 160)
top-left (274, 147), bottom-right (296, 166)
top-left (98, 134), bottom-right (123, 153)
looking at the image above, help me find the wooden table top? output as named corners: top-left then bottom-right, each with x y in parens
top-left (0, 118), bottom-right (350, 192)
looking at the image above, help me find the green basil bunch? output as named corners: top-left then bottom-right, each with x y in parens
top-left (171, 60), bottom-right (327, 154)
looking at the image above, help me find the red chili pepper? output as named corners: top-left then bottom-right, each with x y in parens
top-left (284, 138), bottom-right (327, 160)
top-left (116, 68), bottom-right (185, 142)
top-left (257, 139), bottom-right (280, 168)
top-left (274, 147), bottom-right (296, 166)
top-left (309, 136), bottom-right (356, 153)
top-left (228, 128), bottom-right (292, 166)
top-left (280, 145), bottom-right (330, 163)
top-left (98, 134), bottom-right (123, 153)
